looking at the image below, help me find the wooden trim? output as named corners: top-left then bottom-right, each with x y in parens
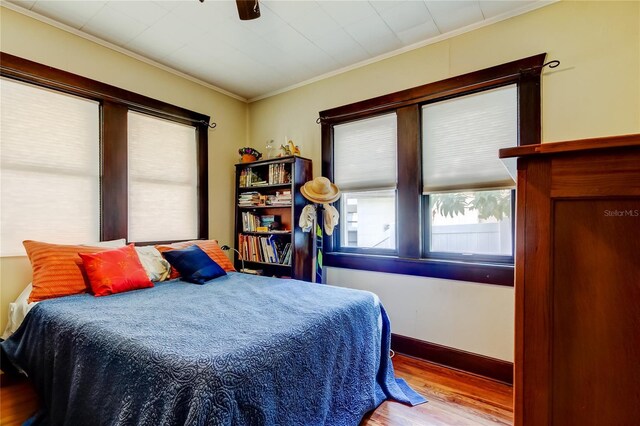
top-left (517, 73), bottom-right (541, 146)
top-left (319, 53), bottom-right (546, 123)
top-left (101, 102), bottom-right (128, 241)
top-left (196, 124), bottom-right (209, 239)
top-left (0, 52), bottom-right (208, 126)
top-left (499, 133), bottom-right (640, 158)
top-left (391, 333), bottom-right (513, 385)
top-left (396, 105), bottom-right (421, 258)
top-left (320, 55), bottom-right (543, 283)
top-left (321, 124), bottom-right (335, 253)
top-left (325, 253), bottom-right (514, 286)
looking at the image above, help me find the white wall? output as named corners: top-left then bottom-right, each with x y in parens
top-left (249, 1), bottom-right (640, 362)
top-left (328, 268), bottom-right (514, 361)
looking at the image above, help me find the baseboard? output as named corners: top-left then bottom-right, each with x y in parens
top-left (391, 333), bottom-right (513, 385)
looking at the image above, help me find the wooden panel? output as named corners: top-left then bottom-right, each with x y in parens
top-left (551, 199), bottom-right (640, 425)
top-left (516, 158), bottom-right (552, 426)
top-left (512, 135), bottom-right (640, 426)
top-left (101, 101), bottom-right (128, 241)
top-left (550, 149), bottom-right (640, 198)
top-left (513, 166), bottom-right (528, 426)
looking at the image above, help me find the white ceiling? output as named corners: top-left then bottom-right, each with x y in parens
top-left (5, 0), bottom-right (552, 101)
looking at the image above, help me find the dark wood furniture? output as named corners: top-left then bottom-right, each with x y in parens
top-left (233, 155), bottom-right (313, 281)
top-left (500, 134), bottom-right (640, 426)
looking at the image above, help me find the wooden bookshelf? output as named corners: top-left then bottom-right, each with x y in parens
top-left (234, 155), bottom-right (313, 281)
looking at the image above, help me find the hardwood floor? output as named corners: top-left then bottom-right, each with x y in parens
top-left (363, 355), bottom-right (513, 425)
top-left (0, 354), bottom-right (512, 425)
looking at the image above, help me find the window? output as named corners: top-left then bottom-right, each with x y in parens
top-left (333, 113), bottom-right (397, 251)
top-left (0, 77), bottom-right (100, 255)
top-left (320, 54), bottom-right (545, 286)
top-left (422, 85), bottom-right (517, 261)
top-left (0, 53), bottom-right (209, 250)
top-left (128, 112), bottom-right (199, 243)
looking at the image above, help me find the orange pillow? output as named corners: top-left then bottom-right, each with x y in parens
top-left (23, 240), bottom-right (113, 302)
top-left (156, 240), bottom-right (235, 279)
top-left (79, 244), bottom-right (153, 297)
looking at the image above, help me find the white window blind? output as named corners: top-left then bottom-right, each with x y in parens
top-left (128, 112), bottom-right (198, 242)
top-left (333, 113), bottom-right (397, 192)
top-left (0, 77), bottom-right (100, 256)
top-left (421, 84), bottom-right (517, 193)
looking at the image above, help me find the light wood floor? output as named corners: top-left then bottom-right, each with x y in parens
top-left (1, 354), bottom-right (512, 425)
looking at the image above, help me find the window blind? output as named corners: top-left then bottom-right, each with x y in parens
top-left (421, 84), bottom-right (517, 193)
top-left (0, 77), bottom-right (100, 256)
top-left (333, 113), bottom-right (397, 192)
top-left (127, 112), bottom-right (198, 242)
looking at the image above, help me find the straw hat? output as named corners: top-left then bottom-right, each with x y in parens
top-left (301, 177), bottom-right (341, 204)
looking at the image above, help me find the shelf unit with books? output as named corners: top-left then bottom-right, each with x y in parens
top-left (234, 155), bottom-right (313, 280)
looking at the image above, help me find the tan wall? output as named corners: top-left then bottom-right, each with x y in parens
top-left (248, 1), bottom-right (640, 361)
top-left (0, 7), bottom-right (248, 332)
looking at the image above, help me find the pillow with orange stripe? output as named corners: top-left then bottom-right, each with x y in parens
top-left (79, 244), bottom-right (153, 296)
top-left (23, 240), bottom-right (114, 302)
top-left (156, 240), bottom-right (235, 279)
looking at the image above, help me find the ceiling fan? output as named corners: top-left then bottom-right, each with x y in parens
top-left (199, 0), bottom-right (261, 21)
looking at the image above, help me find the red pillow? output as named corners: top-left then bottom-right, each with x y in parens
top-left (79, 244), bottom-right (153, 297)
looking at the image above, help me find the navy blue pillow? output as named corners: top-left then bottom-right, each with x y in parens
top-left (163, 245), bottom-right (227, 284)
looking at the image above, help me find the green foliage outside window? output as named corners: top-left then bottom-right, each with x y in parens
top-left (431, 190), bottom-right (511, 221)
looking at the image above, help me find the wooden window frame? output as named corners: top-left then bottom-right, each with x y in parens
top-left (319, 54), bottom-right (546, 286)
top-left (0, 52), bottom-right (209, 244)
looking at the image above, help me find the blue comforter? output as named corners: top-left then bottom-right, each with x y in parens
top-left (2, 273), bottom-right (425, 425)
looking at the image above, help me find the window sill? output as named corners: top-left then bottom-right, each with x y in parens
top-left (324, 252), bottom-right (514, 287)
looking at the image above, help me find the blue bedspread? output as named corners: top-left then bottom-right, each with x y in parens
top-left (2, 273), bottom-right (425, 425)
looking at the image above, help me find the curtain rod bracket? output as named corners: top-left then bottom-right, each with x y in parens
top-left (520, 59), bottom-right (561, 75)
top-left (199, 120), bottom-right (217, 129)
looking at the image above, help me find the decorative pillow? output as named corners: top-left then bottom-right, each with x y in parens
top-left (23, 240), bottom-right (114, 302)
top-left (162, 245), bottom-right (227, 284)
top-left (156, 239), bottom-right (235, 279)
top-left (135, 246), bottom-right (171, 282)
top-left (195, 240), bottom-right (236, 272)
top-left (79, 244), bottom-right (153, 297)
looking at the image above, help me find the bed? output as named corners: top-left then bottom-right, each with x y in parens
top-left (1, 272), bottom-right (424, 425)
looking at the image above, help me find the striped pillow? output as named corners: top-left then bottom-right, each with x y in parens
top-left (156, 240), bottom-right (236, 279)
top-left (23, 240), bottom-right (113, 302)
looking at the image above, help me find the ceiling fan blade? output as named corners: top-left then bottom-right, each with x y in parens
top-left (236, 0), bottom-right (261, 20)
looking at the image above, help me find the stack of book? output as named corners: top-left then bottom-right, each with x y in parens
top-left (241, 213), bottom-right (281, 232)
top-left (238, 192), bottom-right (261, 207)
top-left (271, 190), bottom-right (292, 206)
top-left (241, 212), bottom-right (260, 232)
top-left (239, 234), bottom-right (292, 265)
top-left (268, 163), bottom-right (290, 185)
